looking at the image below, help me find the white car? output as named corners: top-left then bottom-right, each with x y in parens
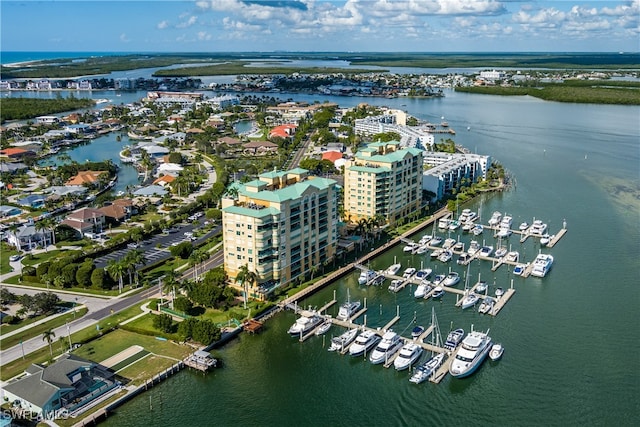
top-left (9, 254), bottom-right (21, 262)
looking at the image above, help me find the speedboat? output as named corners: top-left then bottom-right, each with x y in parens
top-left (540, 234), bottom-right (554, 246)
top-left (385, 263), bottom-right (402, 276)
top-left (403, 242), bottom-right (418, 253)
top-left (449, 330), bottom-right (492, 378)
top-left (457, 253), bottom-right (471, 265)
top-left (479, 245), bottom-right (494, 257)
top-left (513, 264), bottom-right (526, 276)
top-left (414, 283), bottom-right (430, 299)
top-left (429, 236), bottom-right (443, 246)
top-left (431, 286), bottom-right (445, 299)
top-left (288, 311), bottom-right (323, 336)
top-left (415, 268), bottom-right (432, 280)
top-left (478, 296), bottom-right (495, 314)
top-left (418, 235), bottom-right (432, 246)
top-left (519, 222), bottom-right (529, 231)
top-left (438, 250), bottom-right (453, 263)
top-left (402, 267), bottom-right (416, 278)
top-left (358, 269), bottom-right (377, 285)
top-left (472, 224), bottom-right (484, 236)
top-left (388, 279), bottom-right (403, 293)
top-left (460, 293), bottom-right (479, 309)
top-left (489, 343), bottom-right (504, 361)
top-left (432, 274), bottom-right (446, 285)
top-left (452, 241), bottom-right (465, 252)
top-left (336, 299), bottom-right (361, 321)
top-left (499, 215), bottom-right (513, 229)
top-left (443, 271), bottom-right (460, 286)
top-left (437, 218), bottom-right (451, 229)
top-left (369, 330), bottom-right (404, 364)
top-left (409, 353), bottom-right (445, 384)
top-left (443, 238), bottom-right (457, 249)
top-left (448, 220), bottom-right (460, 231)
top-left (348, 330), bottom-right (381, 356)
top-left (475, 280), bottom-right (488, 293)
top-left (495, 247), bottom-right (507, 258)
top-left (430, 248), bottom-right (443, 259)
top-left (505, 251), bottom-right (520, 263)
top-left (315, 319), bottom-right (332, 335)
top-left (462, 222), bottom-right (474, 233)
top-left (328, 328), bottom-right (359, 352)
top-left (468, 240), bottom-right (481, 255)
top-left (411, 325), bottom-right (425, 339)
top-left (531, 253), bottom-right (554, 277)
top-left (394, 342), bottom-right (424, 370)
top-left (495, 287), bottom-right (505, 298)
top-left (496, 227), bottom-right (512, 238)
top-left (488, 211), bottom-right (502, 226)
top-left (443, 328), bottom-right (465, 351)
top-left (415, 245), bottom-right (428, 254)
top-left (530, 220), bottom-right (548, 235)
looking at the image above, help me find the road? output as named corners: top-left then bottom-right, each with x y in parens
top-left (0, 285), bottom-right (161, 368)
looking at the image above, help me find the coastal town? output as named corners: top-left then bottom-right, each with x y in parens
top-left (2, 57), bottom-right (622, 425)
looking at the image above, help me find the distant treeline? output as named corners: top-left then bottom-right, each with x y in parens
top-left (153, 62), bottom-right (381, 76)
top-left (455, 80), bottom-right (640, 105)
top-left (0, 96), bottom-right (95, 122)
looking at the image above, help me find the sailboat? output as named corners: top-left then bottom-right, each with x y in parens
top-left (409, 307), bottom-right (445, 384)
top-left (336, 289), bottom-right (361, 321)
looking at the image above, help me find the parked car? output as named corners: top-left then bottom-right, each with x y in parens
top-left (9, 254), bottom-right (21, 262)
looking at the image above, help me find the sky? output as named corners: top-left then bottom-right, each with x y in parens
top-left (1, 0), bottom-right (639, 53)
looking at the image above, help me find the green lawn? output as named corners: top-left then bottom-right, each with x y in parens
top-left (2, 274), bottom-right (131, 297)
top-left (0, 242), bottom-right (20, 275)
top-left (117, 354), bottom-right (179, 386)
top-left (0, 307), bottom-right (88, 349)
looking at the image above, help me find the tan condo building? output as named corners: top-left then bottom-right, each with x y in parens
top-left (222, 168), bottom-right (339, 297)
top-left (343, 141), bottom-right (423, 225)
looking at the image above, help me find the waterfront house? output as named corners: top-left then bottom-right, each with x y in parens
top-left (269, 124), bottom-right (297, 139)
top-left (0, 147), bottom-right (34, 161)
top-left (0, 205), bottom-right (22, 218)
top-left (17, 194), bottom-right (46, 209)
top-left (1, 354), bottom-right (118, 421)
top-left (153, 175), bottom-right (176, 187)
top-left (60, 208), bottom-right (105, 237)
top-left (98, 199), bottom-right (135, 223)
top-left (6, 224), bottom-right (53, 251)
top-left (132, 185), bottom-right (168, 197)
top-left (66, 171), bottom-right (107, 187)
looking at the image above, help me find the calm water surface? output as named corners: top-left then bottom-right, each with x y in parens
top-left (94, 91), bottom-right (639, 426)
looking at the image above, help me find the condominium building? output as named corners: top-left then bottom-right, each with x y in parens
top-left (354, 112), bottom-right (434, 149)
top-left (422, 152), bottom-right (491, 202)
top-left (343, 141), bottom-right (423, 225)
top-left (222, 168), bottom-right (339, 296)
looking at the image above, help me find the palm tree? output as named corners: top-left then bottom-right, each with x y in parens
top-left (42, 328), bottom-right (56, 357)
top-left (125, 249), bottom-right (145, 287)
top-left (236, 264), bottom-right (257, 310)
top-left (106, 259), bottom-right (126, 293)
top-left (161, 270), bottom-right (179, 302)
top-left (188, 249), bottom-right (209, 281)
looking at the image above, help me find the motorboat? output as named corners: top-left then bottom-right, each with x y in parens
top-left (460, 293), bottom-right (479, 309)
top-left (288, 311), bottom-right (324, 336)
top-left (409, 353), bottom-right (445, 384)
top-left (479, 245), bottom-right (494, 257)
top-left (385, 263), bottom-right (402, 276)
top-left (443, 238), bottom-right (457, 249)
top-left (394, 342), bottom-right (424, 370)
top-left (415, 268), bottom-right (432, 280)
top-left (328, 328), bottom-right (359, 352)
top-left (468, 240), bottom-right (481, 255)
top-left (519, 222), bottom-right (529, 231)
top-left (348, 330), bottom-right (381, 357)
top-left (452, 241), bottom-right (465, 252)
top-left (457, 253), bottom-right (471, 265)
top-left (478, 296), bottom-right (495, 314)
top-left (438, 250), bottom-right (453, 263)
top-left (431, 286), bottom-right (445, 299)
top-left (438, 218), bottom-right (451, 229)
top-left (403, 242), bottom-right (418, 253)
top-left (358, 269), bottom-right (377, 285)
top-left (540, 234), bottom-right (554, 246)
top-left (495, 287), bottom-right (505, 298)
top-left (414, 283), bottom-right (430, 299)
top-left (459, 208), bottom-right (477, 223)
top-left (489, 343), bottom-right (504, 361)
top-left (411, 326), bottom-right (425, 339)
top-left (472, 224), bottom-right (484, 236)
top-left (513, 264), bottom-right (526, 276)
top-left (475, 280), bottom-right (488, 293)
top-left (505, 251), bottom-right (520, 263)
top-left (449, 330), bottom-right (492, 378)
top-left (429, 236), bottom-right (443, 246)
top-left (418, 235), bottom-right (432, 246)
top-left (488, 211), bottom-right (502, 226)
top-left (531, 253), bottom-right (554, 277)
top-left (369, 274), bottom-right (385, 286)
top-left (499, 215), bottom-right (513, 229)
top-left (388, 279), bottom-right (403, 293)
top-left (462, 222), bottom-right (474, 233)
top-left (369, 330), bottom-right (404, 364)
top-left (443, 328), bottom-right (465, 351)
top-left (448, 220), bottom-right (460, 231)
top-left (336, 298), bottom-right (361, 321)
top-left (443, 271), bottom-right (460, 286)
top-left (432, 275), bottom-right (446, 285)
top-left (315, 319), bottom-right (332, 335)
top-left (415, 245), bottom-right (428, 255)
top-left (402, 267), bottom-right (417, 278)
top-left (494, 247), bottom-right (508, 258)
top-left (430, 248), bottom-right (443, 259)
top-left (530, 219), bottom-right (548, 235)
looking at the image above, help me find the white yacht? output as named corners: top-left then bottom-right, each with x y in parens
top-left (358, 269), bottom-right (377, 285)
top-left (468, 240), bottom-right (481, 255)
top-left (478, 296), bottom-right (495, 315)
top-left (505, 251), bottom-right (520, 263)
top-left (488, 211), bottom-right (502, 226)
top-left (430, 236), bottom-right (443, 246)
top-left (475, 280), bottom-right (488, 294)
top-left (519, 222), bottom-right (530, 231)
top-left (438, 250), bottom-right (453, 263)
top-left (438, 218), bottom-right (452, 229)
top-left (328, 328), bottom-right (359, 352)
top-left (287, 311), bottom-right (323, 336)
top-left (402, 267), bottom-right (417, 278)
top-left (499, 215), bottom-right (513, 229)
top-left (348, 330), bottom-right (381, 356)
top-left (431, 286), bottom-right (445, 299)
top-left (472, 224), bottom-right (484, 236)
top-left (336, 298), bottom-right (361, 321)
top-left (479, 245), bottom-right (494, 257)
top-left (460, 292), bottom-right (479, 309)
top-left (530, 219), bottom-right (548, 235)
top-left (393, 342), bottom-right (424, 370)
top-left (414, 283), bottom-right (430, 299)
top-left (495, 247), bottom-right (508, 258)
top-left (388, 279), bottom-right (404, 293)
top-left (531, 253), bottom-right (554, 277)
top-left (449, 330), bottom-right (492, 378)
top-left (489, 343), bottom-right (504, 361)
top-left (442, 238), bottom-right (457, 249)
top-left (409, 353), bottom-right (445, 384)
top-left (415, 268), bottom-right (432, 281)
top-left (385, 263), bottom-right (402, 276)
top-left (443, 271), bottom-right (460, 286)
top-left (369, 331), bottom-right (404, 364)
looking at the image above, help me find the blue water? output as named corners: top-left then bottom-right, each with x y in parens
top-left (0, 51), bottom-right (128, 65)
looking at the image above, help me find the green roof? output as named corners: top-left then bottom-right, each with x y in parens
top-left (349, 165), bottom-right (392, 174)
top-left (223, 205), bottom-right (280, 218)
top-left (355, 144), bottom-right (422, 164)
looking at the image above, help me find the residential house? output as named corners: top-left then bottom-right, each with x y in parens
top-left (0, 147), bottom-right (35, 161)
top-left (242, 140), bottom-right (278, 156)
top-left (60, 208), bottom-right (105, 237)
top-left (0, 205), bottom-right (22, 218)
top-left (153, 175), bottom-right (176, 187)
top-left (66, 171), bottom-right (107, 187)
top-left (1, 354), bottom-right (118, 421)
top-left (17, 194), bottom-right (46, 209)
top-left (6, 224), bottom-right (53, 251)
top-left (269, 124), bottom-right (297, 140)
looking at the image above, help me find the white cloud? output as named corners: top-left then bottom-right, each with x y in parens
top-left (157, 20), bottom-right (169, 30)
top-left (197, 31), bottom-right (212, 41)
top-left (119, 33), bottom-right (130, 43)
top-left (176, 15), bottom-right (198, 28)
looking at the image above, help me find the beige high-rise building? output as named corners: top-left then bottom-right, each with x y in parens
top-left (222, 168), bottom-right (338, 297)
top-left (343, 141), bottom-right (423, 225)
